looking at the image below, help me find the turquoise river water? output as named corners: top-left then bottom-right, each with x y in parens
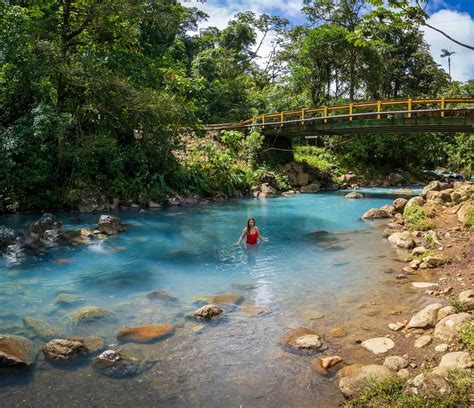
top-left (0, 189), bottom-right (422, 407)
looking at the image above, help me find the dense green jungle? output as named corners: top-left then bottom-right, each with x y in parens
top-left (1, 0), bottom-right (473, 212)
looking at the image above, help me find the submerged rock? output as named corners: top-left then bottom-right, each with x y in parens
top-left (117, 324), bottom-right (174, 344)
top-left (23, 317), bottom-right (62, 340)
top-left (190, 304), bottom-right (223, 320)
top-left (54, 294), bottom-right (83, 307)
top-left (281, 327), bottom-right (323, 354)
top-left (231, 283), bottom-right (257, 291)
top-left (43, 339), bottom-right (88, 361)
top-left (146, 289), bottom-right (178, 302)
top-left (361, 337), bottom-right (395, 354)
top-left (199, 293), bottom-right (243, 306)
top-left (0, 335), bottom-right (36, 367)
top-left (98, 215), bottom-right (125, 235)
top-left (93, 350), bottom-right (151, 378)
top-left (68, 336), bottom-right (105, 353)
top-left (68, 307), bottom-right (114, 326)
top-left (312, 355), bottom-right (343, 375)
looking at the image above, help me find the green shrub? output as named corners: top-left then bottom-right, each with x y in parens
top-left (347, 370), bottom-right (472, 407)
top-left (448, 298), bottom-right (466, 314)
top-left (465, 208), bottom-right (474, 229)
top-left (458, 321), bottom-right (474, 352)
top-left (403, 205), bottom-right (436, 231)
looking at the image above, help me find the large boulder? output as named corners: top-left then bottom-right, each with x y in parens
top-left (260, 173), bottom-right (277, 188)
top-left (421, 181), bottom-right (442, 197)
top-left (405, 372), bottom-right (451, 398)
top-left (29, 213), bottom-right (62, 235)
top-left (117, 324), bottom-right (174, 343)
top-left (259, 183), bottom-right (277, 197)
top-left (0, 335), bottom-right (36, 367)
top-left (361, 208), bottom-right (390, 220)
top-left (433, 351), bottom-right (473, 377)
top-left (339, 365), bottom-right (394, 398)
top-left (295, 173), bottom-right (310, 187)
top-left (340, 172), bottom-right (358, 185)
top-left (98, 215), bottom-right (125, 235)
top-left (43, 339), bottom-right (89, 361)
top-left (392, 198), bottom-right (408, 213)
top-left (387, 231), bottom-right (416, 249)
top-left (0, 226), bottom-right (18, 250)
top-left (458, 290), bottom-right (474, 311)
top-left (68, 189), bottom-right (110, 212)
top-left (405, 196), bottom-right (425, 208)
top-left (434, 313), bottom-right (473, 342)
top-left (457, 202), bottom-right (473, 225)
top-left (407, 303), bottom-right (443, 329)
top-left (300, 182), bottom-right (320, 193)
top-left (41, 229), bottom-right (69, 248)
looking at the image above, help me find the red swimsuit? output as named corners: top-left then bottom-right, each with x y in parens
top-left (246, 228), bottom-right (258, 245)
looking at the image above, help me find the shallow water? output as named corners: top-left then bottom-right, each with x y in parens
top-left (0, 190), bottom-right (420, 407)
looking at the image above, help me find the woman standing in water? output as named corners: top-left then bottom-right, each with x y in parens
top-left (237, 218), bottom-right (266, 245)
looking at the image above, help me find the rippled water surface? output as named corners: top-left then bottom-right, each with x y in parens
top-left (0, 190), bottom-right (419, 407)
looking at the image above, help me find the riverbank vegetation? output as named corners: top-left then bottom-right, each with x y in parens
top-left (1, 0), bottom-right (473, 212)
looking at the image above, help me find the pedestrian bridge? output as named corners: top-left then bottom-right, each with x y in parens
top-left (206, 97), bottom-right (474, 136)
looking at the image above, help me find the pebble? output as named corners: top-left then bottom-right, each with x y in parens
top-left (388, 322), bottom-right (406, 331)
top-left (411, 282), bottom-right (438, 288)
top-left (435, 343), bottom-right (449, 353)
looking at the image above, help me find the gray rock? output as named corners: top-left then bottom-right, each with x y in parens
top-left (435, 343), bottom-right (448, 353)
top-left (414, 335), bottom-right (432, 348)
top-left (43, 339), bottom-right (88, 361)
top-left (29, 213), bottom-right (62, 235)
top-left (361, 337), bottom-right (395, 354)
top-left (383, 356), bottom-right (408, 371)
top-left (407, 303), bottom-right (443, 329)
top-left (361, 208), bottom-right (390, 220)
top-left (437, 306), bottom-right (456, 321)
top-left (344, 192), bottom-right (363, 199)
top-left (380, 205), bottom-right (396, 216)
top-left (0, 226), bottom-right (18, 250)
top-left (98, 215), bottom-right (124, 235)
top-left (0, 335), bottom-right (36, 367)
top-left (339, 365), bottom-right (393, 398)
top-left (434, 351), bottom-right (473, 374)
top-left (434, 313), bottom-right (473, 342)
top-left (421, 181), bottom-right (442, 197)
top-left (405, 196), bottom-right (425, 208)
top-left (23, 317), bottom-right (62, 340)
top-left (405, 372), bottom-right (451, 398)
top-left (93, 350), bottom-right (152, 378)
top-left (300, 182), bottom-right (320, 193)
top-left (68, 307), bottom-right (114, 326)
top-left (422, 256), bottom-right (445, 268)
top-left (392, 198), bottom-right (408, 213)
top-left (387, 231), bottom-right (416, 249)
top-left (458, 290), bottom-right (474, 311)
top-left (41, 229), bottom-right (68, 248)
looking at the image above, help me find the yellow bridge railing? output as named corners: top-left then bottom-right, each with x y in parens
top-left (206, 97), bottom-right (474, 130)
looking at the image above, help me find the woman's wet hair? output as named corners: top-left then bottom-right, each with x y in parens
top-left (247, 218), bottom-right (256, 232)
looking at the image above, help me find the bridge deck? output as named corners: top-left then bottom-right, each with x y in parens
top-left (205, 98), bottom-right (474, 136)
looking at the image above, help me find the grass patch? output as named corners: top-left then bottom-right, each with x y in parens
top-left (448, 298), bottom-right (466, 313)
top-left (403, 205), bottom-right (436, 231)
top-left (293, 146), bottom-right (343, 174)
top-left (465, 208), bottom-right (474, 229)
top-left (458, 321), bottom-right (474, 352)
top-left (347, 370), bottom-right (472, 408)
top-left (409, 250), bottom-right (436, 261)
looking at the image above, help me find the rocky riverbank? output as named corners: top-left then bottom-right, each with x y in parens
top-left (327, 180), bottom-right (474, 405)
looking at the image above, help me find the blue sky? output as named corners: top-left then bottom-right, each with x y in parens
top-left (180, 0), bottom-right (474, 81)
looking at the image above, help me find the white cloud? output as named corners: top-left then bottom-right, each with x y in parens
top-left (422, 9), bottom-right (474, 82)
top-left (179, 0), bottom-right (303, 65)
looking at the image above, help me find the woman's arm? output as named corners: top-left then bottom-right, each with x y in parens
top-left (236, 227), bottom-right (247, 244)
top-left (256, 227), bottom-right (265, 242)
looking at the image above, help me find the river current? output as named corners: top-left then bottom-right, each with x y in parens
top-left (0, 189), bottom-right (422, 407)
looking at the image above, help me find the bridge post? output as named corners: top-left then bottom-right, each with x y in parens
top-left (407, 98), bottom-right (412, 118)
top-left (280, 112), bottom-right (284, 126)
top-left (324, 106), bottom-right (328, 123)
top-left (301, 108), bottom-right (305, 125)
top-left (377, 101), bottom-right (381, 120)
top-left (440, 97), bottom-right (445, 118)
top-left (349, 104), bottom-right (353, 121)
